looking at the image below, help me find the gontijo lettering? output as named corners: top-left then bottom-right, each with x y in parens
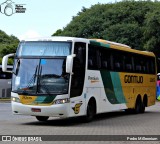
top-left (22, 96), bottom-right (32, 100)
top-left (124, 75), bottom-right (143, 83)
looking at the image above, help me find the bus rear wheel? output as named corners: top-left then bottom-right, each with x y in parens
top-left (36, 116), bottom-right (49, 121)
top-left (134, 97), bottom-right (143, 114)
top-left (140, 101), bottom-right (145, 113)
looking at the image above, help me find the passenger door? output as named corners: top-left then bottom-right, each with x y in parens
top-left (70, 42), bottom-right (86, 116)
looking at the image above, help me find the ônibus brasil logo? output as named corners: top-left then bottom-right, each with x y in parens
top-left (0, 0), bottom-right (26, 16)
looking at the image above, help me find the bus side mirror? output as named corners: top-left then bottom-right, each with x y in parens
top-left (66, 54), bottom-right (76, 74)
top-left (2, 53), bottom-right (15, 73)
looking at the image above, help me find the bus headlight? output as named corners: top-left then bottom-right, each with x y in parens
top-left (11, 97), bottom-right (20, 103)
top-left (53, 98), bottom-right (70, 105)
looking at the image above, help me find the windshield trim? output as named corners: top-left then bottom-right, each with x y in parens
top-left (15, 56), bottom-right (67, 59)
top-left (11, 90), bottom-right (66, 96)
top-left (16, 41), bottom-right (72, 57)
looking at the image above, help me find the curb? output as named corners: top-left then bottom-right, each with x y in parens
top-left (0, 99), bottom-right (11, 103)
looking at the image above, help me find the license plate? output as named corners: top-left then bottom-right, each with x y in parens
top-left (31, 108), bottom-right (41, 112)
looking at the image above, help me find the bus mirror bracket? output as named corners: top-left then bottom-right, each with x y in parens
top-left (66, 54), bottom-right (76, 74)
top-left (2, 53), bottom-right (15, 73)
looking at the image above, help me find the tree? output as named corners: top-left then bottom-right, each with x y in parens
top-left (0, 30), bottom-right (19, 58)
top-left (52, 29), bottom-right (63, 36)
top-left (104, 23), bottom-right (143, 49)
top-left (143, 10), bottom-right (160, 57)
top-left (52, 0), bottom-right (160, 53)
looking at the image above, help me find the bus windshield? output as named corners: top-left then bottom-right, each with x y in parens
top-left (12, 41), bottom-right (72, 95)
top-left (12, 58), bottom-right (69, 95)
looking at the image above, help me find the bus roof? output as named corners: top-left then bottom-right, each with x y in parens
top-left (90, 39), bottom-right (131, 48)
top-left (90, 39), bottom-right (155, 57)
top-left (20, 36), bottom-right (90, 43)
top-left (20, 36), bottom-right (155, 57)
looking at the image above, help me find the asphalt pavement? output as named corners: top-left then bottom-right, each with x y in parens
top-left (0, 102), bottom-right (160, 144)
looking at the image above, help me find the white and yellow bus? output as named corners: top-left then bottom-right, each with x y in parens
top-left (2, 37), bottom-right (156, 122)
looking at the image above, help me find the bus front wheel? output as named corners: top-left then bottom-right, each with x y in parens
top-left (36, 116), bottom-right (49, 121)
top-left (85, 98), bottom-right (96, 122)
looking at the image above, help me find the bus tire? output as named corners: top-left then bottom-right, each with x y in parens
top-left (140, 102), bottom-right (145, 113)
top-left (36, 116), bottom-right (49, 121)
top-left (141, 95), bottom-right (147, 113)
top-left (85, 98), bottom-right (96, 122)
top-left (134, 97), bottom-right (142, 114)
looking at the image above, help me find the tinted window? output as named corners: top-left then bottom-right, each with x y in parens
top-left (88, 44), bottom-right (156, 74)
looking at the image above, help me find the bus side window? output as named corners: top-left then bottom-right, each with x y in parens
top-left (136, 65), bottom-right (142, 72)
top-left (101, 48), bottom-right (112, 70)
top-left (115, 62), bottom-right (120, 69)
top-left (126, 64), bottom-right (132, 71)
top-left (96, 50), bottom-right (101, 69)
top-left (124, 53), bottom-right (133, 72)
top-left (102, 61), bottom-right (108, 68)
top-left (88, 45), bottom-right (101, 70)
top-left (88, 59), bottom-right (93, 67)
top-left (149, 58), bottom-right (156, 74)
top-left (133, 55), bottom-right (142, 73)
top-left (112, 50), bottom-right (124, 72)
top-left (88, 45), bottom-right (96, 69)
top-left (140, 59), bottom-right (146, 73)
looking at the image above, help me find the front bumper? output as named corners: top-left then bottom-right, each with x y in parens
top-left (12, 101), bottom-right (70, 118)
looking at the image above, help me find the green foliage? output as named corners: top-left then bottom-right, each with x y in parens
top-left (0, 30), bottom-right (19, 59)
top-left (52, 29), bottom-right (63, 36)
top-left (52, 0), bottom-right (160, 54)
top-left (143, 9), bottom-right (160, 57)
top-left (0, 57), bottom-right (13, 65)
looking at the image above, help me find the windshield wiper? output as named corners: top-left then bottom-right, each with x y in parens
top-left (12, 90), bottom-right (29, 95)
top-left (37, 66), bottom-right (52, 96)
top-left (33, 65), bottom-right (38, 83)
top-left (26, 65), bottom-right (38, 87)
top-left (22, 65), bottom-right (38, 94)
top-left (41, 74), bottom-right (61, 78)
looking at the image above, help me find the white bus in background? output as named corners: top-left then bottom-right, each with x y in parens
top-left (0, 65), bottom-right (12, 98)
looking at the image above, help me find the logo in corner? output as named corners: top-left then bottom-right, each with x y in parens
top-left (72, 103), bottom-right (82, 114)
top-left (0, 0), bottom-right (26, 16)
